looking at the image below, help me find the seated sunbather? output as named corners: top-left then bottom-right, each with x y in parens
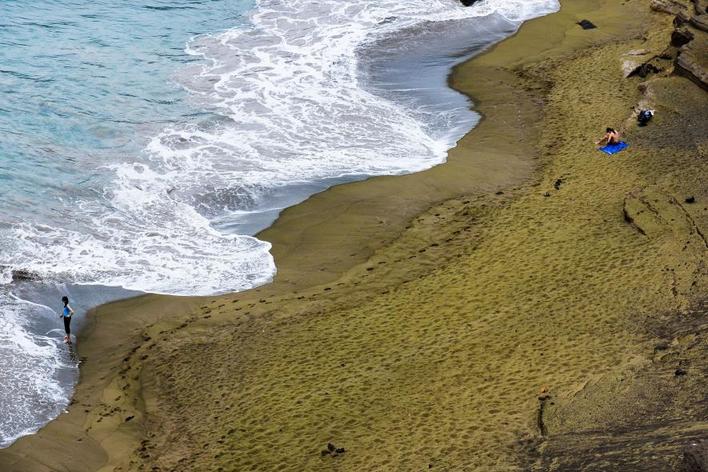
top-left (596, 127), bottom-right (621, 146)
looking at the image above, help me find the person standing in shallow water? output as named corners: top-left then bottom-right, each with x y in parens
top-left (60, 296), bottom-right (74, 343)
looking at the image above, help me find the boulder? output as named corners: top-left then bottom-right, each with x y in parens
top-left (672, 28), bottom-right (695, 46)
top-left (690, 13), bottom-right (708, 31)
top-left (577, 19), bottom-right (597, 29)
top-left (675, 34), bottom-right (708, 89)
top-left (651, 0), bottom-right (691, 17)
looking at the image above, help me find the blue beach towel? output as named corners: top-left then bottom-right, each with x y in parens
top-left (598, 141), bottom-right (628, 155)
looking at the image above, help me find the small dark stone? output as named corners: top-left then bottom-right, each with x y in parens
top-left (125, 415), bottom-right (135, 422)
top-left (554, 178), bottom-right (563, 190)
top-left (543, 192), bottom-right (551, 197)
top-left (320, 450), bottom-right (330, 457)
top-left (335, 448), bottom-right (346, 454)
top-left (460, 0), bottom-right (478, 6)
top-left (654, 342), bottom-right (670, 351)
top-left (675, 368), bottom-right (687, 376)
top-left (685, 196), bottom-right (696, 203)
top-left (327, 443), bottom-right (336, 452)
top-left (495, 191), bottom-right (504, 195)
top-left (577, 19), bottom-right (597, 29)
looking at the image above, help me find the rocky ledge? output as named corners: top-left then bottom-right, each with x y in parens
top-left (650, 0), bottom-right (708, 89)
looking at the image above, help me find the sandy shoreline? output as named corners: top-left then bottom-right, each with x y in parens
top-left (2, 0), bottom-right (706, 470)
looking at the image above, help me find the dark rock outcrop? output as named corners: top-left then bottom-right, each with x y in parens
top-left (649, 0), bottom-right (708, 90)
top-left (690, 13), bottom-right (708, 31)
top-left (517, 299), bottom-right (708, 472)
top-left (675, 34), bottom-right (708, 89)
top-left (672, 27), bottom-right (695, 46)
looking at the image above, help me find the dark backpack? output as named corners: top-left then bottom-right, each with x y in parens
top-left (637, 110), bottom-right (653, 126)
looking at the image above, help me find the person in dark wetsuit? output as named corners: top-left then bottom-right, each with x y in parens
top-left (60, 296), bottom-right (74, 343)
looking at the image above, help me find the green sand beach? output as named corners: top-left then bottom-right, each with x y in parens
top-left (1, 0), bottom-right (706, 470)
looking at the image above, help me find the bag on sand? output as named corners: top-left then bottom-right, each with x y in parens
top-left (637, 109), bottom-right (654, 126)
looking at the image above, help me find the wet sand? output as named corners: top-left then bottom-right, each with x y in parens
top-left (1, 0), bottom-right (706, 470)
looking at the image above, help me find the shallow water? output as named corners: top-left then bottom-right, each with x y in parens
top-left (0, 0), bottom-right (257, 447)
top-left (0, 0), bottom-right (558, 447)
